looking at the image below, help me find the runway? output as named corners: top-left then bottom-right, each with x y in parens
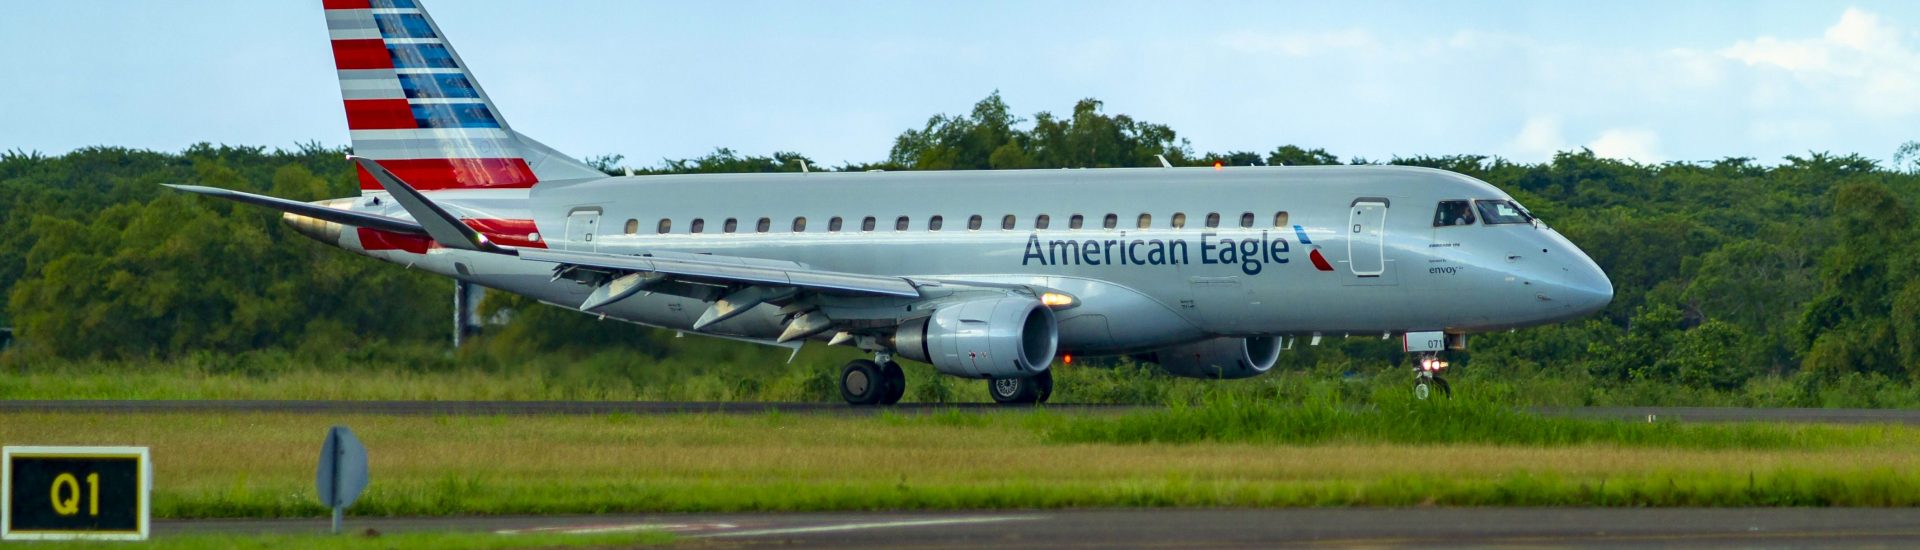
top-left (159, 508), bottom-right (1920, 548)
top-left (8, 400), bottom-right (1920, 424)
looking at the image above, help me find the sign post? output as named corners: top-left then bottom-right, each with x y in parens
top-left (2, 446), bottom-right (151, 541)
top-left (314, 426), bottom-right (368, 535)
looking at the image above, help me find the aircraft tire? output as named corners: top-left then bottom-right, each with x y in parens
top-left (1031, 370), bottom-right (1053, 404)
top-left (989, 370), bottom-right (1052, 405)
top-left (1414, 377), bottom-right (1452, 401)
top-left (840, 360), bottom-right (884, 406)
top-left (879, 361), bottom-right (907, 405)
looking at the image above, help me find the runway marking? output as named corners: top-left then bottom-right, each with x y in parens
top-left (494, 522), bottom-right (735, 535)
top-left (697, 515), bottom-right (1047, 538)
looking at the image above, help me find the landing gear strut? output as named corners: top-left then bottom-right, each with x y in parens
top-left (841, 357), bottom-right (908, 406)
top-left (989, 370), bottom-right (1053, 405)
top-left (1414, 354), bottom-right (1451, 400)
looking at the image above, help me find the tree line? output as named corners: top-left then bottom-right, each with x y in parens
top-left (4, 92), bottom-right (1920, 395)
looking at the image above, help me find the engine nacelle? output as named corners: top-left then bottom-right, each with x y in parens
top-left (893, 297), bottom-right (1058, 379)
top-left (1147, 336), bottom-right (1283, 379)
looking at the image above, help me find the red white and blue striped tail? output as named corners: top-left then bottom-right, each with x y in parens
top-left (323, 0), bottom-right (604, 193)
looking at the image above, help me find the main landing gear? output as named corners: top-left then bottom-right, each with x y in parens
top-left (988, 370), bottom-right (1053, 405)
top-left (840, 357), bottom-right (906, 406)
top-left (1414, 354), bottom-right (1451, 400)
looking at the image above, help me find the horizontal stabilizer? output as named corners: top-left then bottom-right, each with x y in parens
top-left (350, 156), bottom-right (512, 254)
top-left (164, 184), bottom-right (425, 235)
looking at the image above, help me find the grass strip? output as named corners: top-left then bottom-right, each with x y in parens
top-left (21, 530), bottom-right (671, 550)
top-left (4, 410), bottom-right (1918, 518)
top-left (1044, 393), bottom-right (1899, 449)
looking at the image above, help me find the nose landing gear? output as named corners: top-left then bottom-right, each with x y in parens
top-left (1414, 354), bottom-right (1451, 400)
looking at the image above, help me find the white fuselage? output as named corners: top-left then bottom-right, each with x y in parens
top-left (321, 165), bottom-right (1612, 355)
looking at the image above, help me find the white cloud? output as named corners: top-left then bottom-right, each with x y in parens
top-left (1587, 129), bottom-right (1663, 163)
top-left (1506, 115), bottom-right (1567, 160)
top-left (1825, 7), bottom-right (1901, 52)
top-left (1719, 7), bottom-right (1920, 116)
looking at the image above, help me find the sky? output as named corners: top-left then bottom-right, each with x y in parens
top-left (3, 1), bottom-right (1919, 168)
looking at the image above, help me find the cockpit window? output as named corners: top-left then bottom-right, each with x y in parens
top-left (1475, 200), bottom-right (1533, 225)
top-left (1433, 200), bottom-right (1475, 227)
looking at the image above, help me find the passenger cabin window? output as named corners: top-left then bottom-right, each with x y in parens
top-left (929, 215), bottom-right (944, 231)
top-left (829, 217), bottom-right (844, 232)
top-left (690, 218), bottom-right (705, 233)
top-left (792, 217), bottom-right (806, 232)
top-left (625, 219), bottom-right (639, 235)
top-left (1103, 214), bottom-right (1118, 229)
top-left (724, 218), bottom-right (738, 233)
top-left (862, 216), bottom-right (876, 231)
top-left (1476, 200), bottom-right (1533, 225)
top-left (1069, 214), bottom-right (1084, 229)
top-left (1171, 212), bottom-right (1187, 229)
top-left (968, 215), bottom-right (982, 231)
top-left (1001, 215), bottom-right (1015, 230)
top-left (1433, 200), bottom-right (1475, 227)
top-left (656, 218), bottom-right (671, 234)
top-left (895, 216), bottom-right (910, 231)
top-left (1137, 213), bottom-right (1152, 229)
top-left (1240, 212), bottom-right (1255, 228)
top-left (1274, 211), bottom-right (1289, 227)
top-left (1035, 214), bottom-right (1051, 229)
top-left (1205, 213), bottom-right (1220, 228)
top-left (756, 217), bottom-right (771, 233)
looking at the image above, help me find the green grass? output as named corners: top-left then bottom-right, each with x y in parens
top-left (1045, 392), bottom-right (1893, 449)
top-left (24, 530), bottom-right (671, 550)
top-left (11, 340), bottom-right (1920, 408)
top-left (5, 406), bottom-right (1920, 518)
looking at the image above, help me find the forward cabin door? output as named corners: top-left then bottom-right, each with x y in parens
top-left (564, 208), bottom-right (602, 252)
top-left (1347, 199), bottom-right (1387, 277)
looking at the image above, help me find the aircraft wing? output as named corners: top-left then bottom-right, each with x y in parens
top-left (164, 184), bottom-right (426, 236)
top-left (519, 248), bottom-right (922, 299)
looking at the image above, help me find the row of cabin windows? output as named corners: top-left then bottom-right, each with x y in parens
top-left (625, 211), bottom-right (1293, 235)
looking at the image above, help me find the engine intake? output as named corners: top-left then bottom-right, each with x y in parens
top-left (894, 297), bottom-right (1057, 379)
top-left (1148, 336), bottom-right (1283, 379)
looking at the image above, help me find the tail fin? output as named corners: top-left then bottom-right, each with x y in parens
top-left (322, 0), bottom-right (604, 192)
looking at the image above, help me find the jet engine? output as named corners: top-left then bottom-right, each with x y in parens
top-left (893, 297), bottom-right (1058, 379)
top-left (1146, 336), bottom-right (1284, 379)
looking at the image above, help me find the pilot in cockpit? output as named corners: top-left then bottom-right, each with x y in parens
top-left (1434, 200), bottom-right (1475, 227)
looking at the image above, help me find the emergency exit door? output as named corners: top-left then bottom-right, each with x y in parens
top-left (564, 208), bottom-right (601, 252)
top-left (1347, 199), bottom-right (1387, 277)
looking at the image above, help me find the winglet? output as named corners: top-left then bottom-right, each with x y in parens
top-left (350, 156), bottom-right (512, 255)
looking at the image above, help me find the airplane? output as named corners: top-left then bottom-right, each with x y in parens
top-left (171, 0), bottom-right (1613, 406)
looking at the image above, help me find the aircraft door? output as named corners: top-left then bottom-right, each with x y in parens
top-left (564, 208), bottom-right (601, 252)
top-left (1348, 199), bottom-right (1387, 277)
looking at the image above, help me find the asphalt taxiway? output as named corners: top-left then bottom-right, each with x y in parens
top-left (160, 508), bottom-right (1920, 548)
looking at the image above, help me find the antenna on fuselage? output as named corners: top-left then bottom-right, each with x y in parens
top-left (1155, 154), bottom-right (1171, 168)
top-left (623, 166), bottom-right (634, 176)
top-left (795, 159), bottom-right (810, 173)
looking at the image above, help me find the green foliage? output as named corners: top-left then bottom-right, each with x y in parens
top-left (889, 92), bottom-right (1192, 169)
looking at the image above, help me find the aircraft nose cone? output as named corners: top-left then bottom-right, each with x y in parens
top-left (1566, 260), bottom-right (1613, 316)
